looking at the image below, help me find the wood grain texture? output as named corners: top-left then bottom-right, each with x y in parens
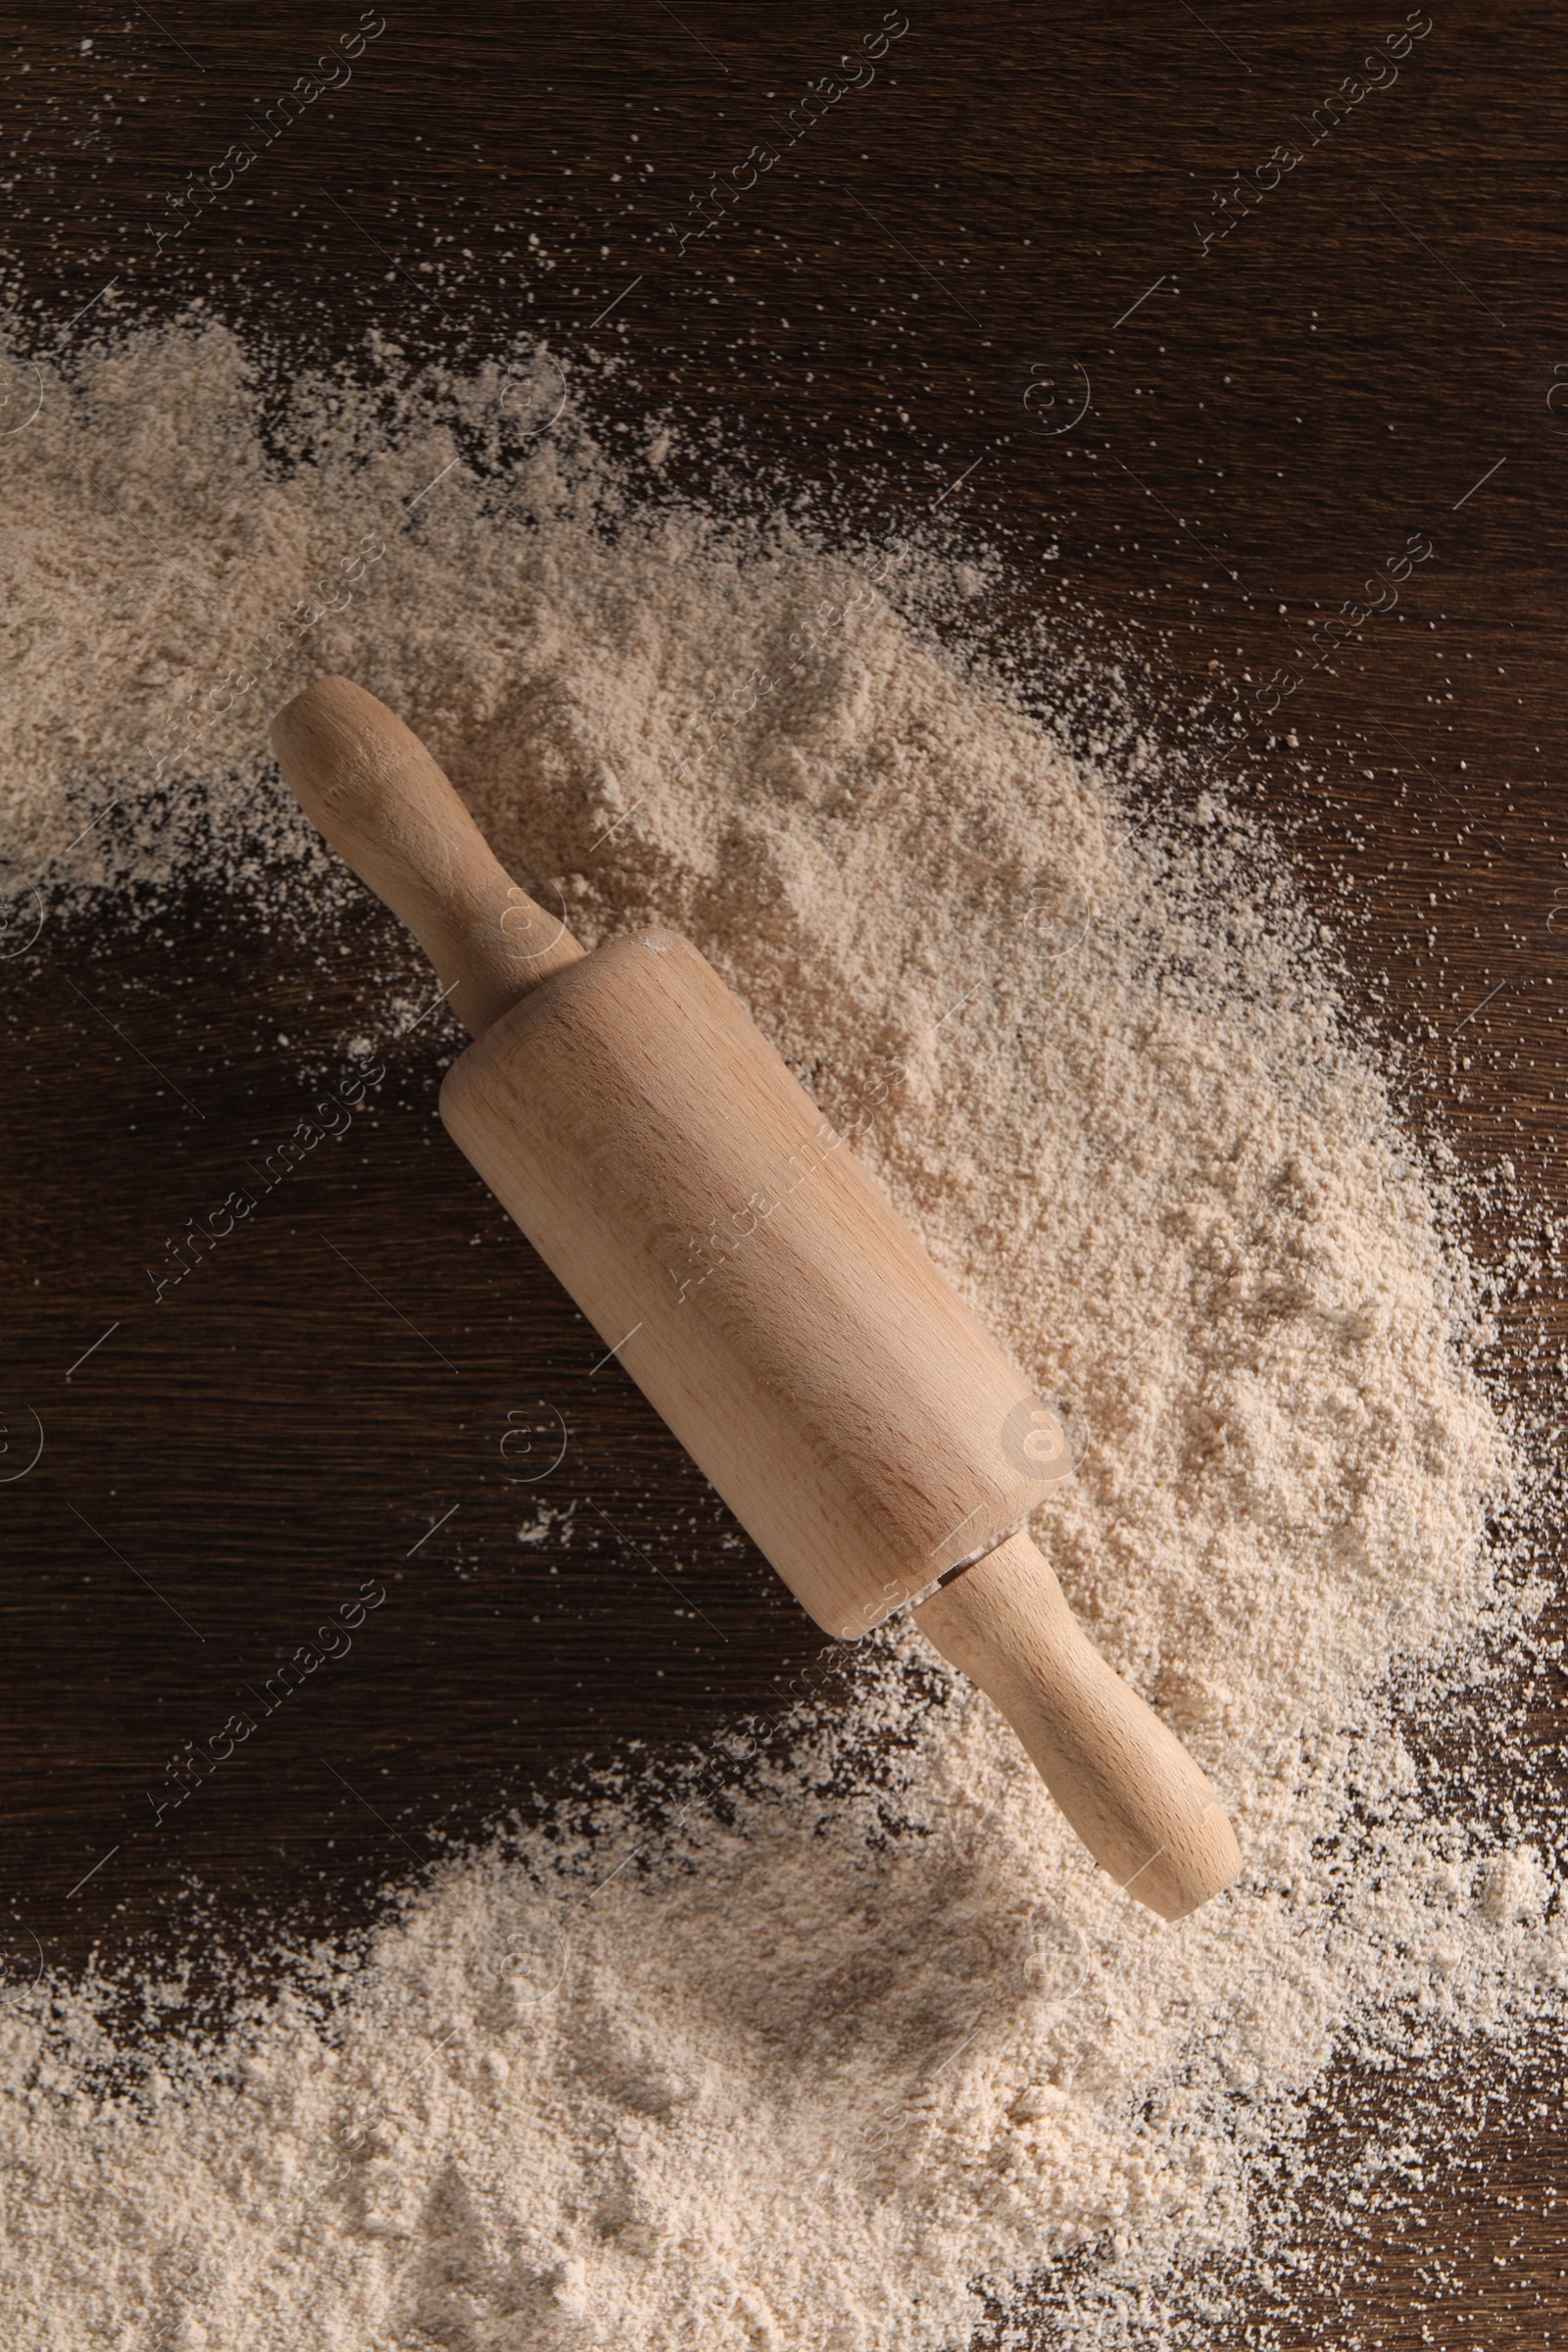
top-left (1, 2), bottom-right (1566, 2340)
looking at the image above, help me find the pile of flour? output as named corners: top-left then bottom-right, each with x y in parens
top-left (0, 323), bottom-right (1558, 2351)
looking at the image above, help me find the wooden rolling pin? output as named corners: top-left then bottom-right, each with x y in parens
top-left (270, 677), bottom-right (1241, 1920)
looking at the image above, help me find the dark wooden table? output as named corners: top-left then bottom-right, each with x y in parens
top-left (2, 5), bottom-right (1565, 2341)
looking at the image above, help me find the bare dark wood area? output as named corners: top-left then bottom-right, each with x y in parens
top-left (2, 3), bottom-right (1566, 2340)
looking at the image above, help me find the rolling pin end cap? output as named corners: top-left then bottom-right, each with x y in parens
top-left (269, 672), bottom-right (344, 753)
top-left (269, 676), bottom-right (381, 813)
top-left (1123, 1799), bottom-right (1242, 1923)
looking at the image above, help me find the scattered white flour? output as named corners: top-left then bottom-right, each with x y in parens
top-left (0, 323), bottom-right (1559, 2350)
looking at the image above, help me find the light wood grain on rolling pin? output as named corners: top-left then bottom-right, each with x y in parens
top-left (440, 924), bottom-right (1069, 1641)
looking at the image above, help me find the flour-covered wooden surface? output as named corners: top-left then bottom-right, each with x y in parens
top-left (1, 6), bottom-right (1565, 2343)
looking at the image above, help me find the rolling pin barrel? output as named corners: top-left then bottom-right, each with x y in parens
top-left (439, 926), bottom-right (1073, 1642)
top-left (270, 677), bottom-right (1241, 1921)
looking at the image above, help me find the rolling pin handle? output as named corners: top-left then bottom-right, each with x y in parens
top-left (914, 1532), bottom-right (1241, 1921)
top-left (270, 675), bottom-right (585, 1037)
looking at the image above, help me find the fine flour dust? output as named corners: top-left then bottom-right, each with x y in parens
top-left (0, 324), bottom-right (1558, 2351)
